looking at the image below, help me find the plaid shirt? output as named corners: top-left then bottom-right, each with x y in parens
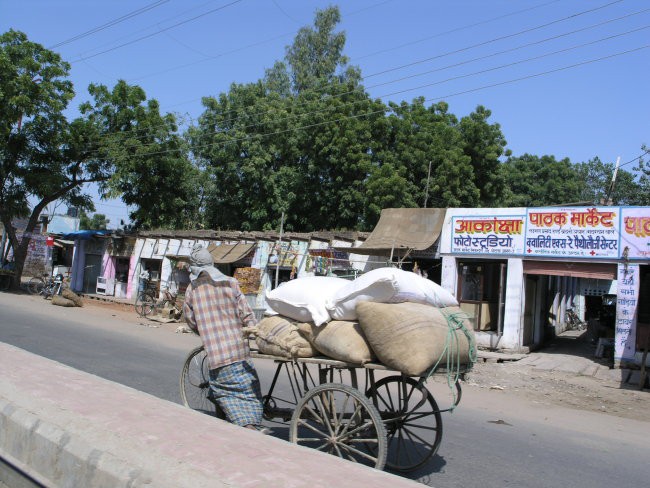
top-left (183, 274), bottom-right (257, 370)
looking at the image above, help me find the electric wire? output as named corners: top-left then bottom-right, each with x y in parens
top-left (48, 0), bottom-right (170, 49)
top-left (74, 25), bottom-right (650, 157)
top-left (69, 0), bottom-right (244, 63)
top-left (64, 8), bottom-right (650, 150)
top-left (95, 44), bottom-right (650, 160)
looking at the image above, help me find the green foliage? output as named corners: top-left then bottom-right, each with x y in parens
top-left (574, 157), bottom-right (643, 205)
top-left (0, 30), bottom-right (199, 286)
top-left (498, 154), bottom-right (585, 207)
top-left (79, 211), bottom-right (109, 230)
top-left (634, 145), bottom-right (650, 205)
top-left (80, 81), bottom-right (200, 230)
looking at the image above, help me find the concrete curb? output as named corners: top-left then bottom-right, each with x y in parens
top-left (0, 342), bottom-right (419, 488)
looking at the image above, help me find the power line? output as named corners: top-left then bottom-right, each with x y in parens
top-left (104, 44), bottom-right (650, 160)
top-left (79, 6), bottom-right (650, 148)
top-left (619, 149), bottom-right (650, 168)
top-left (78, 24), bottom-right (649, 157)
top-left (354, 0), bottom-right (562, 61)
top-left (365, 0), bottom-right (625, 79)
top-left (70, 0), bottom-right (244, 63)
top-left (48, 0), bottom-right (170, 49)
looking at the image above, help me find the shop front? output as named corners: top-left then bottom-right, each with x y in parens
top-left (439, 206), bottom-right (650, 366)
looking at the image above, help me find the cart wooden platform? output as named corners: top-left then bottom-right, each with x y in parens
top-left (180, 345), bottom-right (470, 472)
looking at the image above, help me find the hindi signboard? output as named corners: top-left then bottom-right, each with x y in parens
top-left (620, 207), bottom-right (650, 259)
top-left (524, 207), bottom-right (619, 259)
top-left (449, 214), bottom-right (526, 255)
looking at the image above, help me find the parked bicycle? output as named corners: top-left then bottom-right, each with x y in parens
top-left (565, 308), bottom-right (587, 331)
top-left (135, 285), bottom-right (183, 320)
top-left (27, 273), bottom-right (65, 299)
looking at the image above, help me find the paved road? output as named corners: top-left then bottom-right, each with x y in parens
top-left (1, 291), bottom-right (649, 487)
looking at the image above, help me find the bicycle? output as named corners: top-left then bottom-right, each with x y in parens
top-left (135, 285), bottom-right (183, 319)
top-left (565, 308), bottom-right (587, 331)
top-left (28, 273), bottom-right (64, 299)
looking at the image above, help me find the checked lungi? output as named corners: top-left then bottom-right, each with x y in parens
top-left (209, 360), bottom-right (263, 426)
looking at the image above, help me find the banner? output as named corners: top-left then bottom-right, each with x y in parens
top-left (524, 207), bottom-right (619, 259)
top-left (615, 263), bottom-right (639, 360)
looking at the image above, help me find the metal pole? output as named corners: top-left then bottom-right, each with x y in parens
top-left (274, 212), bottom-right (285, 288)
top-left (423, 160), bottom-right (432, 208)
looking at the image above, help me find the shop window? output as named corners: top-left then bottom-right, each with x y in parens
top-left (457, 261), bottom-right (506, 332)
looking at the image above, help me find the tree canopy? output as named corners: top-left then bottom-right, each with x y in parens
top-left (1, 8), bottom-right (648, 285)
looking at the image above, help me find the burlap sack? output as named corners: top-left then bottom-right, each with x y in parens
top-left (256, 316), bottom-right (315, 358)
top-left (356, 302), bottom-right (473, 376)
top-left (51, 295), bottom-right (76, 307)
top-left (61, 288), bottom-right (83, 307)
top-left (297, 320), bottom-right (376, 364)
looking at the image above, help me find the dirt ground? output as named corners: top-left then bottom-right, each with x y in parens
top-left (462, 348), bottom-right (648, 423)
top-left (72, 296), bottom-right (650, 424)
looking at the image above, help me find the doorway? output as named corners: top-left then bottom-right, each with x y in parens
top-left (83, 254), bottom-right (102, 293)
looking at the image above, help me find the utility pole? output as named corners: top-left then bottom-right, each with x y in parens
top-left (274, 212), bottom-right (285, 288)
top-left (423, 160), bottom-right (432, 208)
top-left (603, 156), bottom-right (620, 205)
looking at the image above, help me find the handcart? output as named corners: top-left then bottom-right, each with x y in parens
top-left (180, 345), bottom-right (470, 472)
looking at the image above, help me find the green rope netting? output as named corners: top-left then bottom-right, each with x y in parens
top-left (422, 310), bottom-right (478, 410)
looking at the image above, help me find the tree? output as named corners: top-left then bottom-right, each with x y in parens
top-left (634, 145), bottom-right (650, 205)
top-left (0, 30), bottom-right (100, 286)
top-left (498, 154), bottom-right (585, 207)
top-left (0, 30), bottom-right (196, 287)
top-left (81, 81), bottom-right (201, 230)
top-left (457, 105), bottom-right (510, 206)
top-left (574, 157), bottom-right (642, 205)
top-left (79, 211), bottom-right (109, 230)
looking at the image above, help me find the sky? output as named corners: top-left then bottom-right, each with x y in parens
top-left (2, 0), bottom-right (648, 227)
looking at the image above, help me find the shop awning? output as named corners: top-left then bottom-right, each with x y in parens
top-left (207, 243), bottom-right (255, 264)
top-left (523, 261), bottom-right (617, 280)
top-left (345, 208), bottom-right (446, 256)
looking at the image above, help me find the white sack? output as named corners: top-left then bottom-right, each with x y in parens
top-left (265, 276), bottom-right (349, 326)
top-left (326, 267), bottom-right (458, 321)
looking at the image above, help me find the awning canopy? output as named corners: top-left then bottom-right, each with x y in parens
top-left (346, 208), bottom-right (446, 256)
top-left (59, 230), bottom-right (112, 240)
top-left (523, 261), bottom-right (617, 280)
top-left (207, 243), bottom-right (255, 264)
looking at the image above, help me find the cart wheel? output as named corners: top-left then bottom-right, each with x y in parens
top-left (179, 346), bottom-right (223, 418)
top-left (290, 383), bottom-right (387, 470)
top-left (28, 276), bottom-right (45, 295)
top-left (135, 292), bottom-right (156, 317)
top-left (366, 376), bottom-right (442, 472)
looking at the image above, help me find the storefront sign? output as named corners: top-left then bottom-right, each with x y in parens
top-left (525, 207), bottom-right (619, 259)
top-left (620, 207), bottom-right (650, 259)
top-left (615, 263), bottom-right (639, 360)
top-left (450, 215), bottom-right (526, 255)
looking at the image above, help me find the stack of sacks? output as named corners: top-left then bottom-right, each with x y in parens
top-left (260, 270), bottom-right (473, 372)
top-left (325, 267), bottom-right (458, 321)
top-left (265, 276), bottom-right (348, 326)
top-left (298, 321), bottom-right (375, 364)
top-left (255, 316), bottom-right (316, 358)
top-left (355, 302), bottom-right (475, 376)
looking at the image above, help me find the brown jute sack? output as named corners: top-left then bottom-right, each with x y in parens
top-left (356, 302), bottom-right (473, 376)
top-left (297, 321), bottom-right (376, 364)
top-left (256, 316), bottom-right (315, 358)
top-left (61, 288), bottom-right (83, 307)
top-left (51, 295), bottom-right (76, 307)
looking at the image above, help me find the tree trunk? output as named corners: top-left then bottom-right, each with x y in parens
top-left (1, 212), bottom-right (40, 292)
